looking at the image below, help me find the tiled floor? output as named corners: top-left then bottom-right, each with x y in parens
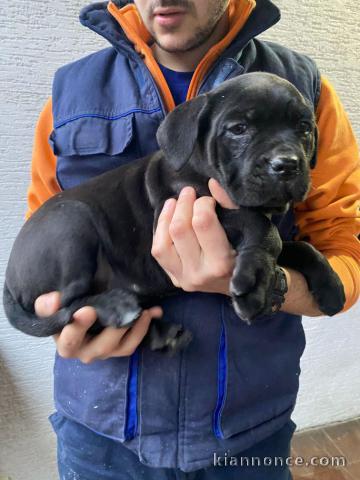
top-left (291, 417), bottom-right (360, 479)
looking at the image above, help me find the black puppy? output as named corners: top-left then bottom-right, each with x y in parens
top-left (3, 73), bottom-right (345, 353)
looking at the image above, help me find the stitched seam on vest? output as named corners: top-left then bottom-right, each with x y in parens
top-left (177, 301), bottom-right (187, 468)
top-left (54, 107), bottom-right (162, 129)
top-left (213, 301), bottom-right (227, 439)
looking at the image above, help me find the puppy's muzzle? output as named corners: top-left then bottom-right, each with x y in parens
top-left (269, 155), bottom-right (300, 178)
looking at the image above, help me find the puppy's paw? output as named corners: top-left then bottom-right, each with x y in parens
top-left (230, 251), bottom-right (275, 323)
top-left (146, 321), bottom-right (193, 355)
top-left (231, 291), bottom-right (270, 324)
top-left (92, 289), bottom-right (142, 328)
top-left (311, 270), bottom-right (346, 316)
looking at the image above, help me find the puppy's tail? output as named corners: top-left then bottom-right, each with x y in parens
top-left (3, 282), bottom-right (71, 337)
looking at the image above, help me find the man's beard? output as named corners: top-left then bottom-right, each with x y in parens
top-left (149, 0), bottom-right (229, 53)
top-left (153, 21), bottom-right (220, 53)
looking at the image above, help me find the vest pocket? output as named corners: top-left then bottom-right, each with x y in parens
top-left (50, 114), bottom-right (143, 439)
top-left (49, 114), bottom-right (140, 190)
top-left (54, 350), bottom-right (140, 442)
top-left (213, 299), bottom-right (305, 440)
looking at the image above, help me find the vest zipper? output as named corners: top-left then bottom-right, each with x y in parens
top-left (124, 348), bottom-right (140, 440)
top-left (213, 304), bottom-right (227, 439)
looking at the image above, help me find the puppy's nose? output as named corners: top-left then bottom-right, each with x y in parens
top-left (270, 155), bottom-right (299, 176)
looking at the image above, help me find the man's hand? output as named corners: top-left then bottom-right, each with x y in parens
top-left (152, 178), bottom-right (323, 317)
top-left (151, 178), bottom-right (237, 295)
top-left (35, 292), bottom-right (162, 363)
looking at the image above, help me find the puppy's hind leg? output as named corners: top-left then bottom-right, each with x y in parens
top-left (66, 290), bottom-right (193, 354)
top-left (4, 200), bottom-right (103, 337)
top-left (3, 271), bottom-right (97, 338)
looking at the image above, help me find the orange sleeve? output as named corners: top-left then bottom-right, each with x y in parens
top-left (295, 76), bottom-right (360, 312)
top-left (26, 97), bottom-right (61, 219)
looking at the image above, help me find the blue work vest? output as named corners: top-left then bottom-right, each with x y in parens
top-left (50, 0), bottom-right (321, 472)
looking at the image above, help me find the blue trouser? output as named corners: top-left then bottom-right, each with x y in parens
top-left (50, 412), bottom-right (295, 480)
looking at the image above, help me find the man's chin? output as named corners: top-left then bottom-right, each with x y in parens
top-left (152, 35), bottom-right (195, 54)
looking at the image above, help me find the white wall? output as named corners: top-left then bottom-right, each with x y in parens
top-left (0, 1), bottom-right (359, 478)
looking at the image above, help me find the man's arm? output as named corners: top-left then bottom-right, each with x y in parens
top-left (294, 76), bottom-right (360, 311)
top-left (26, 97), bottom-right (62, 219)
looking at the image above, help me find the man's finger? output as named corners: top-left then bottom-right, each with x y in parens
top-left (78, 307), bottom-right (162, 362)
top-left (152, 197), bottom-right (182, 277)
top-left (169, 187), bottom-right (201, 266)
top-left (192, 196), bottom-right (235, 264)
top-left (34, 291), bottom-right (61, 317)
top-left (77, 325), bottom-right (131, 364)
top-left (110, 307), bottom-right (162, 357)
top-left (55, 306), bottom-right (97, 358)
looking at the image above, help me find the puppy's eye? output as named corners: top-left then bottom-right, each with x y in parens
top-left (229, 123), bottom-right (248, 135)
top-left (298, 121), bottom-right (312, 135)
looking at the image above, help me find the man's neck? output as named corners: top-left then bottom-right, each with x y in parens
top-left (151, 12), bottom-right (229, 72)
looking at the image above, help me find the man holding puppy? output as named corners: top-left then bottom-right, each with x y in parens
top-left (30, 0), bottom-right (360, 478)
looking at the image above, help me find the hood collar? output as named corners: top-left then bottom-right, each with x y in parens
top-left (80, 0), bottom-right (280, 111)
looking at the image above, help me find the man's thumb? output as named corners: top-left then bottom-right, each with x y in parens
top-left (208, 178), bottom-right (238, 209)
top-left (34, 291), bottom-right (61, 317)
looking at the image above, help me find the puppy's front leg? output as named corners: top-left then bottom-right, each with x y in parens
top-left (219, 208), bottom-right (282, 323)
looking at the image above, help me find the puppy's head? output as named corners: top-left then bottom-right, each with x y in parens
top-left (157, 72), bottom-right (317, 211)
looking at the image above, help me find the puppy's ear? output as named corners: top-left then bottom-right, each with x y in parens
top-left (310, 125), bottom-right (318, 169)
top-left (156, 94), bottom-right (209, 171)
